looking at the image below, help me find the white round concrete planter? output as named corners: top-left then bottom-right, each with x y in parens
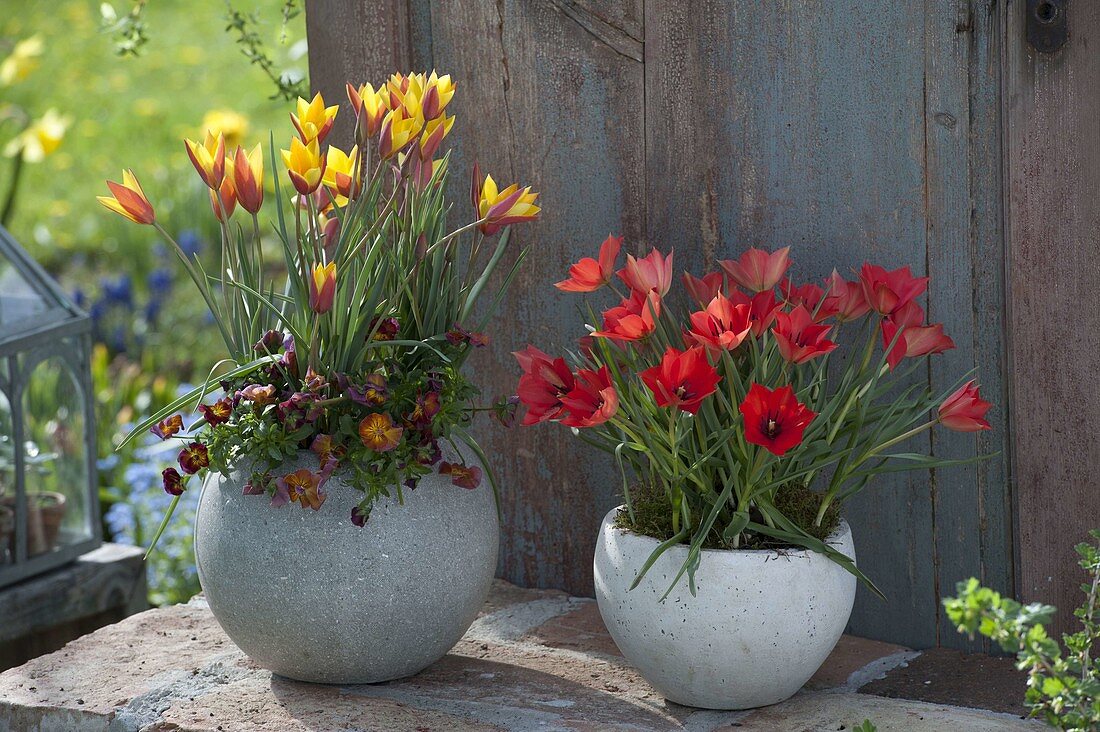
top-left (594, 506), bottom-right (856, 710)
top-left (194, 447), bottom-right (498, 684)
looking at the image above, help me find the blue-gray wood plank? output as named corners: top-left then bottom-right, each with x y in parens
top-left (307, 0), bottom-right (1014, 649)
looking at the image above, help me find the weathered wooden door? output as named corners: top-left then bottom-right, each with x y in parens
top-left (307, 0), bottom-right (1099, 648)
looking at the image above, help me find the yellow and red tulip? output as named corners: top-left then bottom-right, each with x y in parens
top-left (291, 92), bottom-right (339, 145)
top-left (97, 169), bottom-right (155, 225)
top-left (322, 145), bottom-right (361, 199)
top-left (309, 262), bottom-right (337, 314)
top-left (209, 158), bottom-right (237, 222)
top-left (233, 144), bottom-right (264, 214)
top-left (346, 82), bottom-right (389, 139)
top-left (281, 137), bottom-right (326, 195)
top-left (418, 113), bottom-right (453, 160)
top-left (474, 172), bottom-right (540, 235)
top-left (378, 107), bottom-right (422, 159)
top-left (420, 71), bottom-right (456, 120)
top-left (184, 131), bottom-right (227, 190)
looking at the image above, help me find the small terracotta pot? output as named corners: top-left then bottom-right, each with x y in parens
top-left (0, 492), bottom-right (68, 556)
top-left (0, 504), bottom-right (13, 563)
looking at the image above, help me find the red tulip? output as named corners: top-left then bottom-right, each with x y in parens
top-left (859, 263), bottom-right (928, 315)
top-left (592, 290), bottom-right (661, 342)
top-left (618, 248), bottom-right (673, 296)
top-left (780, 279), bottom-right (837, 321)
top-left (514, 346), bottom-right (575, 425)
top-left (561, 366), bottom-right (618, 428)
top-left (729, 289), bottom-right (782, 337)
top-left (824, 270), bottom-right (871, 322)
top-left (938, 381), bottom-right (992, 432)
top-left (719, 247), bottom-right (791, 292)
top-left (739, 383), bottom-right (816, 456)
top-left (555, 234), bottom-right (622, 292)
top-left (772, 305), bottom-right (838, 364)
top-left (640, 346), bottom-right (721, 414)
top-left (682, 271), bottom-right (724, 307)
top-left (881, 316), bottom-right (955, 370)
top-left (687, 294), bottom-right (752, 351)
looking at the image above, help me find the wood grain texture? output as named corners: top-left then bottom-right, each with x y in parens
top-left (426, 0), bottom-right (646, 596)
top-left (305, 0), bottom-right (1015, 646)
top-left (924, 0), bottom-right (1013, 651)
top-left (305, 0), bottom-right (414, 142)
top-left (1005, 0), bottom-right (1100, 635)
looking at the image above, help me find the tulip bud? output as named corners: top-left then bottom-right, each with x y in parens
top-left (309, 262), bottom-right (337, 314)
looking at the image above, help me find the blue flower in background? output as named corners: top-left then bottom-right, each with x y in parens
top-left (72, 288), bottom-right (87, 309)
top-left (97, 454), bottom-right (120, 472)
top-left (109, 443), bottom-right (202, 605)
top-left (147, 268), bottom-right (173, 292)
top-left (178, 230), bottom-right (203, 258)
top-left (100, 274), bottom-right (134, 308)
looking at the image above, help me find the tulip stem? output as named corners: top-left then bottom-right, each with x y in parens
top-left (0, 153), bottom-right (24, 227)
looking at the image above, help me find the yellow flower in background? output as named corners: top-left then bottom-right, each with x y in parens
top-left (3, 109), bottom-right (71, 163)
top-left (201, 109), bottom-right (249, 148)
top-left (0, 35), bottom-right (43, 86)
top-left (281, 137), bottom-right (326, 195)
top-left (291, 93), bottom-right (338, 145)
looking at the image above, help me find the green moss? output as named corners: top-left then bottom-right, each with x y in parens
top-left (773, 482), bottom-right (840, 542)
top-left (615, 482), bottom-right (841, 550)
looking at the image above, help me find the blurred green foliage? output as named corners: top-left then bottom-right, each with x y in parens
top-left (0, 0), bottom-right (307, 604)
top-left (0, 0), bottom-right (305, 274)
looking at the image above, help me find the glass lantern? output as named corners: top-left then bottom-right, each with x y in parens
top-left (0, 226), bottom-right (99, 588)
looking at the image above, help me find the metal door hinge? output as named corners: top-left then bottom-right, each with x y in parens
top-left (1027, 0), bottom-right (1068, 54)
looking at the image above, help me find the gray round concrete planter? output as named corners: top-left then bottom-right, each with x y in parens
top-left (593, 506), bottom-right (856, 710)
top-left (194, 447), bottom-right (498, 684)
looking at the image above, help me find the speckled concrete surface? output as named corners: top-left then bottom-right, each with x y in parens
top-left (194, 447), bottom-right (498, 684)
top-left (0, 580), bottom-right (1044, 731)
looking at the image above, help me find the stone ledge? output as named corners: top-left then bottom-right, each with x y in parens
top-left (0, 543), bottom-right (148, 673)
top-left (0, 580), bottom-right (1043, 731)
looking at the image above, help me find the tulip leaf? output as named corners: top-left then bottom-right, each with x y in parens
top-left (144, 494), bottom-right (181, 560)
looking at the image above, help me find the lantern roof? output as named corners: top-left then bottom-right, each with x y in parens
top-left (0, 226), bottom-right (87, 344)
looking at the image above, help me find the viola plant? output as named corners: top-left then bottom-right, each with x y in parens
top-left (98, 72), bottom-right (539, 549)
top-left (516, 238), bottom-right (991, 594)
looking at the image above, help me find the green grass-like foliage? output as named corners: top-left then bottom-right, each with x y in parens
top-left (944, 531), bottom-right (1100, 731)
